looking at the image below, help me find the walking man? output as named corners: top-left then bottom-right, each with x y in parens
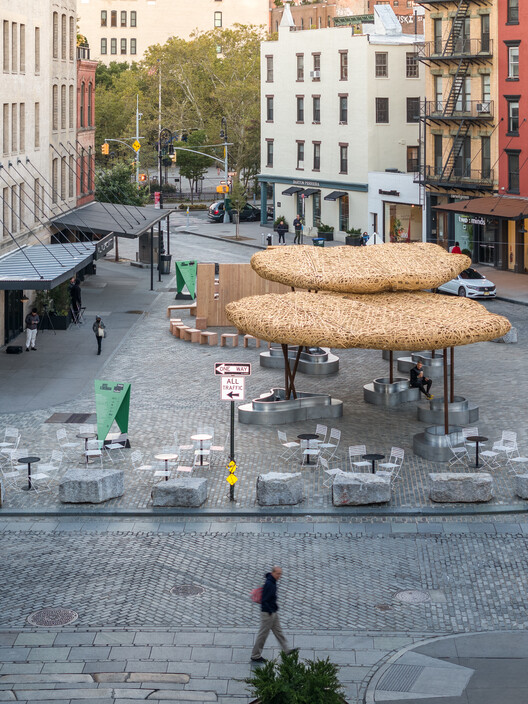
top-left (410, 361), bottom-right (433, 400)
top-left (293, 214), bottom-right (302, 244)
top-left (276, 220), bottom-right (288, 245)
top-left (25, 308), bottom-right (39, 351)
top-left (251, 566), bottom-right (295, 663)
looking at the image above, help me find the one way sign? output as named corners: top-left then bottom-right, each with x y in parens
top-left (221, 376), bottom-right (245, 401)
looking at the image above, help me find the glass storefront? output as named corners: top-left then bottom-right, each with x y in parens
top-left (384, 203), bottom-right (422, 243)
top-left (312, 191), bottom-right (321, 228)
top-left (4, 290), bottom-right (23, 344)
top-left (339, 194), bottom-right (349, 232)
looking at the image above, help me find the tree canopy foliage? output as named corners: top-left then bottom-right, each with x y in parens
top-left (95, 162), bottom-right (149, 205)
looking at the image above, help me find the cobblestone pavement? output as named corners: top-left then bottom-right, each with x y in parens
top-left (1, 232), bottom-right (527, 513)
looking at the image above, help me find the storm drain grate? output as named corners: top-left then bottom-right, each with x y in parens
top-left (170, 584), bottom-right (205, 597)
top-left (27, 607), bottom-right (78, 627)
top-left (378, 664), bottom-right (425, 692)
top-left (125, 310), bottom-right (145, 314)
top-left (393, 589), bottom-right (431, 604)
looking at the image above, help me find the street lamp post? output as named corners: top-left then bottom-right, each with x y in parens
top-left (157, 127), bottom-right (173, 281)
top-left (220, 117), bottom-right (229, 224)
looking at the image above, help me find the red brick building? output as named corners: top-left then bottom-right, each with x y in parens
top-left (76, 44), bottom-right (97, 206)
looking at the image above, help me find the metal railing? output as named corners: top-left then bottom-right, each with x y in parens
top-left (422, 99), bottom-right (494, 120)
top-left (422, 165), bottom-right (495, 188)
top-left (419, 38), bottom-right (492, 59)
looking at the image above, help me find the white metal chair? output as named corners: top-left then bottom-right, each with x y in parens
top-left (56, 428), bottom-right (82, 459)
top-left (320, 457), bottom-right (344, 488)
top-left (103, 437), bottom-right (126, 463)
top-left (378, 447), bottom-right (404, 481)
top-left (446, 435), bottom-right (468, 467)
top-left (0, 427), bottom-right (20, 453)
top-left (301, 439), bottom-right (320, 467)
top-left (0, 456), bottom-right (24, 492)
top-left (320, 428), bottom-right (341, 459)
top-left (314, 424), bottom-right (328, 445)
top-left (348, 445), bottom-right (371, 471)
top-left (131, 450), bottom-right (154, 484)
top-left (153, 461), bottom-right (172, 482)
top-left (174, 432), bottom-right (194, 462)
top-left (277, 430), bottom-right (300, 460)
top-left (493, 431), bottom-right (517, 462)
top-left (37, 450), bottom-right (64, 485)
top-left (84, 438), bottom-right (103, 467)
top-left (462, 427), bottom-right (479, 448)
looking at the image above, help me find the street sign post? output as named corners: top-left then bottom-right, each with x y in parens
top-left (214, 363), bottom-right (251, 376)
top-left (132, 140), bottom-right (141, 152)
top-left (221, 376), bottom-right (245, 401)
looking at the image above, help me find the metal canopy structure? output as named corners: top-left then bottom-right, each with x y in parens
top-left (0, 243), bottom-right (95, 290)
top-left (302, 188), bottom-right (319, 197)
top-left (281, 186), bottom-right (305, 196)
top-left (51, 202), bottom-right (175, 239)
top-left (324, 191), bottom-right (347, 201)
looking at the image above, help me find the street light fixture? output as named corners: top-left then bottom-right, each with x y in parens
top-left (158, 127), bottom-right (173, 211)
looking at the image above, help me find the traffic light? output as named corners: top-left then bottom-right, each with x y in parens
top-left (138, 173), bottom-right (147, 182)
top-left (101, 142), bottom-right (109, 155)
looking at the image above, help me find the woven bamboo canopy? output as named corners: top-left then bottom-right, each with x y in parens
top-left (225, 291), bottom-right (511, 351)
top-left (251, 243), bottom-right (471, 293)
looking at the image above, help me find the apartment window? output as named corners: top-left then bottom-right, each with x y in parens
top-left (453, 136), bottom-right (471, 178)
top-left (130, 38), bottom-right (137, 55)
top-left (507, 150), bottom-right (520, 193)
top-left (507, 98), bottom-right (520, 134)
top-left (375, 52), bottom-right (388, 77)
top-left (296, 141), bottom-right (304, 169)
top-left (312, 52), bottom-right (320, 76)
top-left (339, 194), bottom-right (349, 231)
top-left (11, 23), bottom-right (17, 73)
top-left (101, 10), bottom-right (107, 26)
top-left (406, 97), bottom-right (420, 123)
top-left (61, 14), bottom-right (66, 60)
top-left (121, 38), bottom-right (127, 54)
top-left (19, 183), bottom-right (24, 230)
top-left (508, 0), bottom-right (519, 24)
top-left (481, 74), bottom-right (490, 103)
top-left (101, 38), bottom-right (107, 55)
top-left (3, 21), bottom-right (8, 72)
top-left (69, 155), bottom-right (74, 198)
top-left (80, 83), bottom-right (85, 128)
top-left (51, 158), bottom-right (58, 203)
top-left (34, 178), bottom-right (40, 220)
top-left (266, 139), bottom-right (273, 167)
top-left (11, 104), bottom-right (17, 152)
top-left (481, 136), bottom-right (490, 179)
top-left (376, 97), bottom-right (389, 123)
top-left (69, 17), bottom-right (74, 61)
top-left (2, 188), bottom-right (8, 237)
top-left (34, 102), bottom-right (39, 148)
top-left (266, 96), bottom-right (274, 122)
top-left (80, 150), bottom-right (85, 195)
top-left (52, 12), bottom-right (58, 58)
top-left (69, 85), bottom-right (74, 128)
top-left (19, 104), bottom-right (24, 151)
top-left (508, 44), bottom-right (520, 79)
top-left (266, 55), bottom-right (273, 82)
top-left (121, 11), bottom-right (127, 27)
top-left (61, 85), bottom-right (66, 129)
top-left (480, 14), bottom-right (490, 53)
top-left (339, 144), bottom-right (348, 174)
top-left (313, 142), bottom-right (321, 171)
top-left (130, 11), bottom-right (137, 27)
top-left (296, 54), bottom-right (304, 81)
top-left (19, 25), bottom-right (25, 73)
top-left (2, 104), bottom-right (8, 154)
top-left (339, 50), bottom-right (348, 80)
top-left (88, 84), bottom-right (93, 126)
top-left (111, 11), bottom-right (117, 27)
top-left (34, 27), bottom-right (39, 73)
top-left (406, 52), bottom-right (418, 78)
top-left (433, 18), bottom-right (442, 54)
top-left (312, 95), bottom-right (320, 123)
top-left (52, 85), bottom-right (58, 130)
top-left (61, 157), bottom-right (66, 200)
top-left (11, 186), bottom-right (17, 233)
top-left (214, 12), bottom-right (222, 27)
top-left (111, 38), bottom-right (117, 55)
top-left (296, 96), bottom-right (304, 123)
top-left (88, 147), bottom-right (93, 192)
top-left (407, 146), bottom-right (419, 172)
top-left (339, 95), bottom-right (348, 124)
top-left (434, 134), bottom-right (443, 175)
top-left (434, 75), bottom-right (443, 111)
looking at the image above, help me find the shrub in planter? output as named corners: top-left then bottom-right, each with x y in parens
top-left (273, 215), bottom-right (289, 232)
top-left (244, 650), bottom-right (346, 704)
top-left (317, 223), bottom-right (334, 241)
top-left (345, 228), bottom-right (362, 246)
top-left (461, 247), bottom-right (472, 259)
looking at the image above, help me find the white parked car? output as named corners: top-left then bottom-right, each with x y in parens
top-left (437, 268), bottom-right (496, 298)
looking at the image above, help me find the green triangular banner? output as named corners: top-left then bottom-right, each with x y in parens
top-left (94, 379), bottom-right (131, 445)
top-left (175, 260), bottom-right (197, 299)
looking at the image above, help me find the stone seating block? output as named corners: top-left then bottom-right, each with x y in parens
top-left (59, 469), bottom-right (124, 504)
top-left (332, 472), bottom-right (391, 506)
top-left (200, 331), bottom-right (218, 345)
top-left (221, 333), bottom-right (238, 348)
top-left (256, 472), bottom-right (303, 506)
top-left (244, 335), bottom-right (261, 349)
top-left (151, 477), bottom-right (207, 507)
top-left (195, 317), bottom-right (207, 330)
top-left (514, 473), bottom-right (528, 499)
top-left (429, 472), bottom-right (493, 503)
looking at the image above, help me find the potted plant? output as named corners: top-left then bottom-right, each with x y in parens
top-left (273, 215), bottom-right (289, 232)
top-left (317, 223), bottom-right (335, 242)
top-left (35, 282), bottom-right (72, 330)
top-left (244, 651), bottom-right (347, 704)
top-left (345, 227), bottom-right (362, 246)
top-left (461, 247), bottom-right (472, 260)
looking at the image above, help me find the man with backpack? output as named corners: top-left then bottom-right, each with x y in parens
top-left (250, 566), bottom-right (296, 663)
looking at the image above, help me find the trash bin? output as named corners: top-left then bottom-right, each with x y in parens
top-left (160, 253), bottom-right (172, 274)
top-left (312, 237), bottom-right (325, 247)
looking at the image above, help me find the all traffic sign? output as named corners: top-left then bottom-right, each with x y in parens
top-left (221, 376), bottom-right (245, 401)
top-left (215, 363), bottom-right (251, 376)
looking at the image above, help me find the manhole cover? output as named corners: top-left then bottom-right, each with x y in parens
top-left (27, 607), bottom-right (78, 626)
top-left (393, 590), bottom-right (431, 604)
top-left (170, 584), bottom-right (205, 597)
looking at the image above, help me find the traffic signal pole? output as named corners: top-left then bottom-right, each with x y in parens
top-left (136, 95), bottom-right (141, 187)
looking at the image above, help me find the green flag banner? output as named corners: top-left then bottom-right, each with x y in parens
top-left (94, 379), bottom-right (131, 444)
top-left (175, 260), bottom-right (197, 299)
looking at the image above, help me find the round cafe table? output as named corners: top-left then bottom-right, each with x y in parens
top-left (362, 453), bottom-right (385, 474)
top-left (154, 453), bottom-right (178, 481)
top-left (297, 433), bottom-right (319, 465)
top-left (18, 456), bottom-right (40, 491)
top-left (190, 434), bottom-right (212, 467)
top-left (76, 431), bottom-right (97, 464)
top-left (466, 435), bottom-right (488, 469)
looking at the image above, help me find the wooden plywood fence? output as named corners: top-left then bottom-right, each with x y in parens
top-left (196, 262), bottom-right (290, 327)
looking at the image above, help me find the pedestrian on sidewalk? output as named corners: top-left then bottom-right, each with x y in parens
top-left (276, 220), bottom-right (288, 245)
top-left (69, 276), bottom-right (82, 322)
top-left (25, 308), bottom-right (39, 351)
top-left (293, 215), bottom-right (302, 244)
top-left (93, 316), bottom-right (106, 355)
top-left (251, 566), bottom-right (295, 663)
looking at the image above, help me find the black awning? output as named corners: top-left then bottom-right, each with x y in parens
top-left (301, 188), bottom-right (319, 197)
top-left (282, 187), bottom-right (305, 196)
top-left (51, 202), bottom-right (175, 239)
top-left (0, 243), bottom-right (95, 290)
top-left (324, 191), bottom-right (347, 201)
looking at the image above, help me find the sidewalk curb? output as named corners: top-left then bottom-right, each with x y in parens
top-left (496, 295), bottom-right (528, 307)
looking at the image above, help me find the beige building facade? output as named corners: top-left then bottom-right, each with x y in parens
top-left (78, 0), bottom-right (271, 63)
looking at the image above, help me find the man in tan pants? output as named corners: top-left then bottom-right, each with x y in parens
top-left (251, 566), bottom-right (295, 663)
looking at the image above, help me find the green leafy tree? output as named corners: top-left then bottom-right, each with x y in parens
top-left (175, 130), bottom-right (214, 203)
top-left (228, 179), bottom-right (247, 239)
top-left (95, 162), bottom-right (149, 206)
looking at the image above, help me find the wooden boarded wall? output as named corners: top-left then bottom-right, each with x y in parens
top-left (196, 262), bottom-right (290, 327)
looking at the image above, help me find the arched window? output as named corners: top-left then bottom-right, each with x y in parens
top-left (52, 13), bottom-right (58, 58)
top-left (80, 82), bottom-right (85, 128)
top-left (88, 146), bottom-right (92, 192)
top-left (80, 148), bottom-right (85, 194)
top-left (88, 83), bottom-right (92, 126)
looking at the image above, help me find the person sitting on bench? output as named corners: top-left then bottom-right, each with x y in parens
top-left (410, 361), bottom-right (433, 400)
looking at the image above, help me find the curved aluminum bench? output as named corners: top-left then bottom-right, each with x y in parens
top-left (397, 351), bottom-right (450, 380)
top-left (413, 424), bottom-right (464, 462)
top-left (417, 395), bottom-right (479, 425)
top-left (260, 345), bottom-right (339, 376)
top-left (363, 377), bottom-right (421, 407)
top-left (238, 387), bottom-right (343, 425)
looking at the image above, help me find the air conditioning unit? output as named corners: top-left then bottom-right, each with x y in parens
top-left (476, 102), bottom-right (490, 113)
top-left (310, 70), bottom-right (320, 79)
